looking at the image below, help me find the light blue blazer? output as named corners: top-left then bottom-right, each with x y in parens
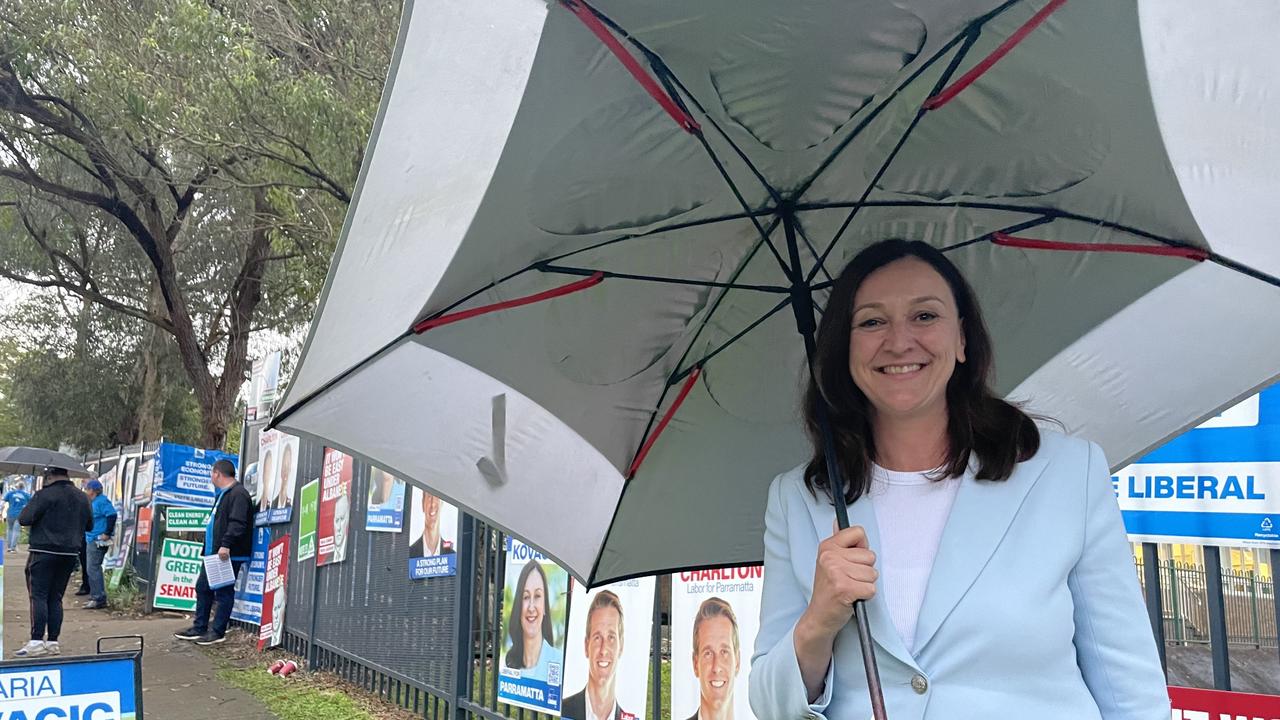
top-left (748, 430), bottom-right (1168, 719)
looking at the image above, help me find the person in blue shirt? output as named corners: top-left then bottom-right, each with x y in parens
top-left (4, 480), bottom-right (33, 552)
top-left (82, 479), bottom-right (117, 609)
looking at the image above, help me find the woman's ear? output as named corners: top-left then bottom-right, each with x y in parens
top-left (957, 319), bottom-right (967, 364)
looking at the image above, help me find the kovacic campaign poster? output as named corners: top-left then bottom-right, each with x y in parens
top-left (366, 467), bottom-right (406, 532)
top-left (1114, 387), bottom-right (1280, 549)
top-left (671, 566), bottom-right (764, 720)
top-left (0, 655), bottom-right (140, 719)
top-left (317, 448), bottom-right (352, 566)
top-left (407, 486), bottom-right (458, 579)
top-left (498, 537), bottom-right (569, 716)
top-left (561, 577), bottom-right (656, 720)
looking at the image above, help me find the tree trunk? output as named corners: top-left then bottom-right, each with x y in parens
top-left (135, 281), bottom-right (168, 441)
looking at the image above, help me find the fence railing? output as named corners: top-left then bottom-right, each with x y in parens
top-left (1137, 559), bottom-right (1277, 649)
top-left (84, 437), bottom-right (1279, 719)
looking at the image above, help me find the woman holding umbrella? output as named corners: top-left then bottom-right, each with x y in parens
top-left (749, 240), bottom-right (1167, 718)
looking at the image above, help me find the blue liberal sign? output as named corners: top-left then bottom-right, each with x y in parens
top-left (1113, 385), bottom-right (1280, 549)
top-left (0, 653), bottom-right (141, 719)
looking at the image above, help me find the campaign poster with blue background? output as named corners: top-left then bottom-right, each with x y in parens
top-left (498, 537), bottom-right (569, 716)
top-left (366, 467), bottom-right (406, 533)
top-left (0, 655), bottom-right (139, 719)
top-left (151, 442), bottom-right (237, 508)
top-left (1113, 384), bottom-right (1280, 549)
top-left (231, 526), bottom-right (271, 625)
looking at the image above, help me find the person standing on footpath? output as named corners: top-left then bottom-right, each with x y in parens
top-left (83, 479), bottom-right (117, 610)
top-left (3, 480), bottom-right (32, 551)
top-left (15, 467), bottom-right (92, 657)
top-left (174, 459), bottom-right (251, 645)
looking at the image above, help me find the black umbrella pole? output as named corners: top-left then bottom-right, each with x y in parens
top-left (816, 398), bottom-right (889, 720)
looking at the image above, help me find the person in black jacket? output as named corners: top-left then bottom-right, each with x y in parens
top-left (174, 459), bottom-right (251, 645)
top-left (15, 467), bottom-right (92, 657)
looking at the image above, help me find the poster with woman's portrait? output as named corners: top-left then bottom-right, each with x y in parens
top-left (317, 448), bottom-right (352, 566)
top-left (365, 467), bottom-right (406, 533)
top-left (407, 486), bottom-right (458, 578)
top-left (498, 537), bottom-right (570, 716)
top-left (561, 577), bottom-right (656, 720)
top-left (671, 567), bottom-right (764, 720)
top-left (255, 429), bottom-right (299, 525)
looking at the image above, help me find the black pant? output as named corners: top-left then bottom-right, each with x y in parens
top-left (193, 560), bottom-right (245, 637)
top-left (76, 542), bottom-right (89, 593)
top-left (26, 552), bottom-right (77, 641)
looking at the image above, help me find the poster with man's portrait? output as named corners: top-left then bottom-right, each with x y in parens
top-left (317, 448), bottom-right (353, 566)
top-left (365, 467), bottom-right (406, 533)
top-left (671, 567), bottom-right (764, 720)
top-left (255, 429), bottom-right (299, 525)
top-left (498, 537), bottom-right (569, 716)
top-left (407, 486), bottom-right (458, 578)
top-left (561, 577), bottom-right (656, 720)
top-left (258, 534), bottom-right (291, 650)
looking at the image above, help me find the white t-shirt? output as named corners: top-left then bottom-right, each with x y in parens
top-left (870, 463), bottom-right (964, 653)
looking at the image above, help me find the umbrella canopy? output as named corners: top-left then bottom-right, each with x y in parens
top-left (272, 0), bottom-right (1280, 585)
top-left (0, 447), bottom-right (94, 479)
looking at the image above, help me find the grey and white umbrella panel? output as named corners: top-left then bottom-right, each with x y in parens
top-left (273, 0), bottom-right (1280, 584)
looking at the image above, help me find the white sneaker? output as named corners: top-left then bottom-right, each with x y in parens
top-left (14, 641), bottom-right (47, 658)
top-left (44, 642), bottom-right (60, 655)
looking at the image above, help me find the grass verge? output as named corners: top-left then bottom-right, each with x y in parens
top-left (215, 663), bottom-right (378, 720)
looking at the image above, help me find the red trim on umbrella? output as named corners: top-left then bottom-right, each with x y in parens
top-left (923, 0), bottom-right (1068, 111)
top-left (562, 0), bottom-right (700, 133)
top-left (628, 366), bottom-right (702, 479)
top-left (992, 232), bottom-right (1209, 261)
top-left (412, 272), bottom-right (606, 334)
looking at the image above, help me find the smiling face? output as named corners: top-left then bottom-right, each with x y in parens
top-left (849, 257), bottom-right (966, 424)
top-left (693, 615), bottom-right (738, 711)
top-left (585, 605), bottom-right (622, 689)
top-left (520, 569), bottom-right (547, 642)
top-left (422, 491), bottom-right (441, 535)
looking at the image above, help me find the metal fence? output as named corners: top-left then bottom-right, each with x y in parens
top-left (1137, 560), bottom-right (1278, 649)
top-left (83, 435), bottom-right (1280, 717)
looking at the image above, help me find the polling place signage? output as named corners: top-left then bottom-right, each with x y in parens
top-left (1113, 386), bottom-right (1280, 549)
top-left (151, 442), bottom-right (237, 508)
top-left (0, 652), bottom-right (142, 718)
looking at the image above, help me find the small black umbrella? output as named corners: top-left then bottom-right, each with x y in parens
top-left (0, 446), bottom-right (94, 478)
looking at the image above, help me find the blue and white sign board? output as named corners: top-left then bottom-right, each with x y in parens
top-left (231, 526), bottom-right (271, 625)
top-left (151, 443), bottom-right (238, 508)
top-left (1113, 386), bottom-right (1280, 549)
top-left (0, 653), bottom-right (142, 719)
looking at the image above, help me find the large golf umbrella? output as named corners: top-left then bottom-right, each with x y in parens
top-left (0, 446), bottom-right (94, 478)
top-left (272, 0), bottom-right (1280, 590)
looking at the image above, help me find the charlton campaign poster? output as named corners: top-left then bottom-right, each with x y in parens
top-left (407, 486), bottom-right (458, 579)
top-left (365, 466), bottom-right (406, 532)
top-left (259, 534), bottom-right (291, 650)
top-left (255, 428), bottom-right (300, 525)
top-left (317, 448), bottom-right (353, 566)
top-left (561, 577), bottom-right (656, 720)
top-left (671, 566), bottom-right (764, 720)
top-left (498, 537), bottom-right (569, 715)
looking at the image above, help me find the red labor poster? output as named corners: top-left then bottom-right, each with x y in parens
top-left (1168, 686), bottom-right (1280, 719)
top-left (258, 534), bottom-right (291, 650)
top-left (317, 448), bottom-right (353, 566)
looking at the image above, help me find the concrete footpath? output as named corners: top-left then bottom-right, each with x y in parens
top-left (3, 545), bottom-right (275, 719)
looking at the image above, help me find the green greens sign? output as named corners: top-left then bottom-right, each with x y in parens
top-left (297, 478), bottom-right (319, 561)
top-left (167, 507), bottom-right (212, 532)
top-left (154, 538), bottom-right (203, 611)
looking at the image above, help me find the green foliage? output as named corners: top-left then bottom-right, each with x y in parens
top-left (215, 665), bottom-right (378, 720)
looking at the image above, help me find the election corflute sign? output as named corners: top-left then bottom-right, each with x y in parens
top-left (1113, 386), bottom-right (1280, 549)
top-left (0, 652), bottom-right (142, 719)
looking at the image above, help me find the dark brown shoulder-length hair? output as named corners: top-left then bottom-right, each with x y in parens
top-left (505, 561), bottom-right (555, 669)
top-left (804, 239), bottom-right (1040, 505)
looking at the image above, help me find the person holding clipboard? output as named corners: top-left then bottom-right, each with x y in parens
top-left (174, 459), bottom-right (251, 646)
